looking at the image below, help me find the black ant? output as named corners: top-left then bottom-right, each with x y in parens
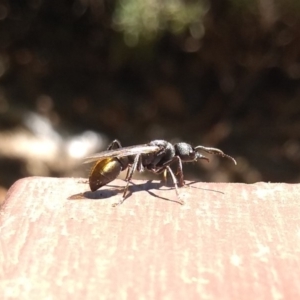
top-left (84, 140), bottom-right (236, 205)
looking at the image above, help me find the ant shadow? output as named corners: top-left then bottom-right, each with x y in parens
top-left (68, 180), bottom-right (183, 205)
top-left (68, 183), bottom-right (121, 201)
top-left (124, 180), bottom-right (183, 205)
top-left (184, 180), bottom-right (224, 195)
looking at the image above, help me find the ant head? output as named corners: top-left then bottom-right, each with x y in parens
top-left (174, 143), bottom-right (209, 162)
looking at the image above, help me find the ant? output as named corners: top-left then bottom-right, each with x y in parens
top-left (84, 139), bottom-right (236, 205)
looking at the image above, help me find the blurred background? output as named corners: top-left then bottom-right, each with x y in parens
top-left (0, 0), bottom-right (300, 204)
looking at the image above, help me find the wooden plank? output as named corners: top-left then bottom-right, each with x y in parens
top-left (1, 177), bottom-right (300, 299)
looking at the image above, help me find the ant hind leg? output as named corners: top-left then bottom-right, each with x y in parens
top-left (108, 139), bottom-right (122, 150)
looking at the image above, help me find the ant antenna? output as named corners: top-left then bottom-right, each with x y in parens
top-left (194, 146), bottom-right (237, 165)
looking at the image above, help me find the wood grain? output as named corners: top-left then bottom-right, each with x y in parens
top-left (1, 177), bottom-right (300, 299)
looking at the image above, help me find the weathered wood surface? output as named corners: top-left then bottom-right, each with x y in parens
top-left (1, 177), bottom-right (300, 300)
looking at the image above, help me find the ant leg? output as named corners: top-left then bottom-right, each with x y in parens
top-left (107, 139), bottom-right (122, 150)
top-left (147, 160), bottom-right (184, 205)
top-left (163, 169), bottom-right (167, 184)
top-left (158, 156), bottom-right (185, 187)
top-left (153, 167), bottom-right (168, 184)
top-left (124, 167), bottom-right (131, 181)
top-left (107, 140), bottom-right (133, 205)
top-left (173, 156), bottom-right (184, 187)
top-left (108, 141), bottom-right (134, 182)
top-left (166, 166), bottom-right (184, 205)
top-left (122, 154), bottom-right (141, 197)
top-left (113, 153), bottom-right (141, 206)
top-left (194, 146), bottom-right (237, 165)
top-left (108, 139), bottom-right (144, 180)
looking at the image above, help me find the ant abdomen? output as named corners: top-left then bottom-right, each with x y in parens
top-left (89, 158), bottom-right (123, 192)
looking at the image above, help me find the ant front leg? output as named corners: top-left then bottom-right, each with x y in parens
top-left (151, 165), bottom-right (184, 205)
top-left (173, 156), bottom-right (185, 187)
top-left (161, 156), bottom-right (185, 187)
top-left (149, 156), bottom-right (185, 205)
top-left (150, 156), bottom-right (185, 187)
